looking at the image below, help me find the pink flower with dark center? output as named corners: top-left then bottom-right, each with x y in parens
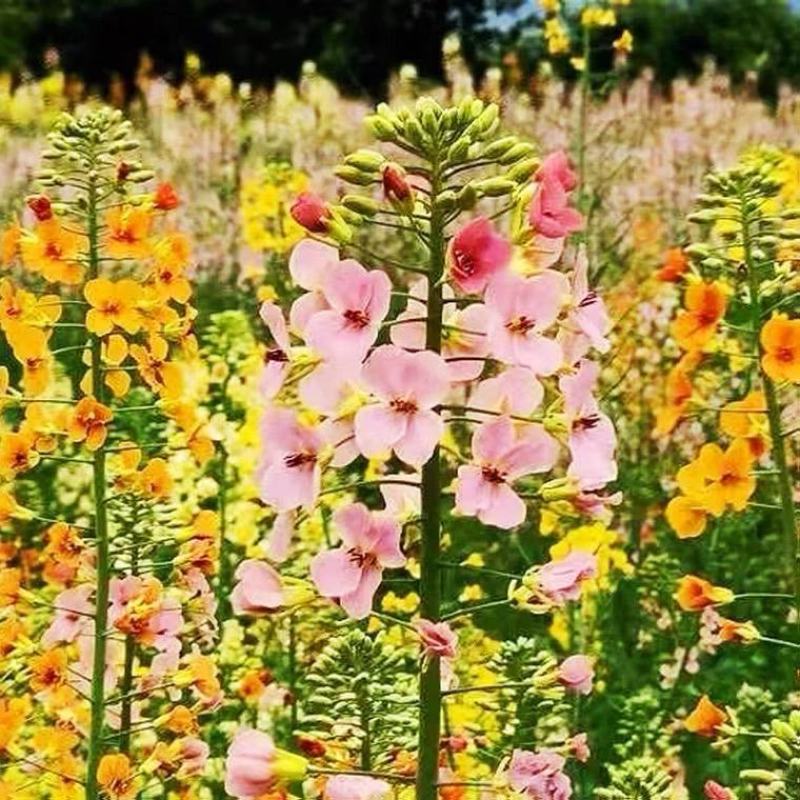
top-left (455, 416), bottom-right (558, 529)
top-left (354, 345), bottom-right (449, 468)
top-left (447, 217), bottom-right (511, 294)
top-left (415, 618), bottom-right (458, 660)
top-left (290, 192), bottom-right (330, 233)
top-left (258, 301), bottom-right (292, 399)
top-left (560, 360), bottom-right (617, 490)
top-left (257, 407), bottom-right (322, 511)
top-left (391, 279), bottom-right (489, 381)
top-left (536, 150), bottom-right (579, 192)
top-left (485, 271), bottom-right (567, 375)
top-left (529, 176), bottom-right (583, 239)
top-left (231, 560), bottom-right (285, 615)
top-left (508, 749), bottom-right (572, 800)
top-left (310, 503), bottom-right (406, 619)
top-left (469, 366), bottom-right (544, 418)
top-left (539, 551), bottom-right (597, 603)
top-left (558, 654), bottom-right (594, 695)
top-left (324, 775), bottom-right (390, 800)
top-left (566, 247), bottom-right (610, 355)
top-left (305, 259), bottom-right (392, 364)
top-left (42, 584), bottom-right (94, 648)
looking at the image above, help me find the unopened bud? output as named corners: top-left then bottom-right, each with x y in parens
top-left (475, 177), bottom-right (516, 197)
top-left (334, 165), bottom-right (376, 186)
top-left (342, 194), bottom-right (379, 217)
top-left (499, 142), bottom-right (536, 165)
top-left (345, 149), bottom-right (385, 172)
top-left (382, 163), bottom-right (413, 203)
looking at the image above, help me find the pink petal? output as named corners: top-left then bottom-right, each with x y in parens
top-left (354, 404), bottom-right (408, 459)
top-left (394, 409), bottom-right (443, 467)
top-left (340, 564), bottom-right (383, 619)
top-left (310, 547), bottom-right (363, 598)
top-left (289, 239), bottom-right (338, 290)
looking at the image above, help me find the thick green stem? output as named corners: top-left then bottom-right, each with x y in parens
top-left (416, 161), bottom-right (445, 800)
top-left (742, 199), bottom-right (799, 631)
top-left (118, 502), bottom-right (140, 754)
top-left (85, 172), bottom-right (111, 800)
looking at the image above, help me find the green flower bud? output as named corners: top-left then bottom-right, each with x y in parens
top-left (475, 177), bottom-right (516, 197)
top-left (345, 149), bottom-right (385, 172)
top-left (127, 170), bottom-right (155, 183)
top-left (768, 736), bottom-right (793, 759)
top-left (771, 720), bottom-right (797, 742)
top-left (789, 710), bottom-right (800, 731)
top-left (326, 215), bottom-right (353, 244)
top-left (756, 739), bottom-right (783, 763)
top-left (457, 184), bottom-right (478, 211)
top-left (435, 190), bottom-right (457, 213)
top-left (341, 194), bottom-right (379, 217)
top-left (366, 115), bottom-right (397, 142)
top-left (483, 136), bottom-right (518, 160)
top-left (447, 137), bottom-right (471, 164)
top-left (499, 142), bottom-right (536, 165)
top-left (404, 117), bottom-right (428, 148)
top-left (740, 769), bottom-right (781, 783)
top-left (506, 157), bottom-right (541, 182)
top-left (334, 165), bottom-right (376, 186)
top-left (475, 103), bottom-right (498, 131)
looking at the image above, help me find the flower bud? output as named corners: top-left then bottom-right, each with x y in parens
top-left (290, 192), bottom-right (330, 233)
top-left (366, 115), bottom-right (397, 142)
top-left (703, 780), bottom-right (731, 800)
top-left (26, 195), bottom-right (53, 221)
top-left (342, 194), bottom-right (379, 217)
top-left (475, 177), bottom-right (516, 198)
top-left (499, 142), bottom-right (536, 165)
top-left (382, 163), bottom-right (413, 203)
top-left (506, 157), bottom-right (541, 183)
top-left (483, 136), bottom-right (518, 160)
top-left (447, 137), bottom-right (471, 164)
top-left (740, 769), bottom-right (781, 783)
top-left (345, 148), bottom-right (385, 172)
top-left (456, 184), bottom-right (477, 211)
top-left (756, 739), bottom-right (783, 763)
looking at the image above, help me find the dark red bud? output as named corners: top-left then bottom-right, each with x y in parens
top-left (290, 192), bottom-right (330, 233)
top-left (26, 195), bottom-right (52, 221)
top-left (382, 164), bottom-right (412, 202)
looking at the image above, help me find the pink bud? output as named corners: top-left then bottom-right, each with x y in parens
top-left (382, 164), bottom-right (412, 202)
top-left (704, 780), bottom-right (732, 800)
top-left (291, 192), bottom-right (330, 233)
top-left (558, 654), bottom-right (594, 695)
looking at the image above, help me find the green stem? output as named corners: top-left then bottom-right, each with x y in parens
top-left (742, 197), bottom-right (799, 631)
top-left (118, 502), bottom-right (140, 754)
top-left (85, 170), bottom-right (111, 800)
top-left (415, 153), bottom-right (445, 800)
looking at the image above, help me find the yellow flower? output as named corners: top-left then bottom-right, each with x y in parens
top-left (581, 6), bottom-right (616, 27)
top-left (613, 29), bottom-right (633, 54)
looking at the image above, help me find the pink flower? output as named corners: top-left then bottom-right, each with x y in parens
top-left (177, 737), bottom-right (210, 778)
top-left (42, 584), bottom-right (94, 648)
top-left (704, 780), bottom-right (732, 800)
top-left (264, 512), bottom-right (294, 563)
top-left (560, 360), bottom-right (617, 490)
top-left (447, 217), bottom-right (511, 294)
top-left (257, 408), bottom-right (322, 511)
top-left (310, 503), bottom-right (406, 619)
top-left (324, 775), bottom-right (390, 800)
top-left (380, 476), bottom-right (421, 519)
top-left (305, 259), bottom-right (391, 364)
top-left (539, 551), bottom-right (597, 603)
top-left (290, 192), bottom-right (330, 233)
top-left (288, 240), bottom-right (337, 334)
top-left (565, 247), bottom-right (610, 355)
top-left (558, 654), bottom-right (594, 695)
top-left (355, 345), bottom-right (449, 468)
top-left (485, 271), bottom-right (566, 375)
top-left (455, 416), bottom-right (558, 529)
top-left (415, 618), bottom-right (458, 659)
top-left (224, 729), bottom-right (278, 798)
top-left (536, 150), bottom-right (578, 192)
top-left (258, 302), bottom-right (291, 399)
top-left (508, 749), bottom-right (572, 800)
top-left (469, 366), bottom-right (544, 418)
top-left (529, 177), bottom-right (583, 239)
top-left (231, 560), bottom-right (284, 615)
top-left (569, 733), bottom-right (590, 763)
top-left (391, 279), bottom-right (489, 381)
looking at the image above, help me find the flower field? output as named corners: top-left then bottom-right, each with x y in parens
top-left (0, 7), bottom-right (799, 800)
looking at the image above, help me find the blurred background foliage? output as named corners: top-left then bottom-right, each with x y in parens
top-left (2, 0), bottom-right (800, 99)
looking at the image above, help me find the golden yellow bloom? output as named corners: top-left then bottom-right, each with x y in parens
top-left (20, 218), bottom-right (84, 284)
top-left (104, 206), bottom-right (152, 260)
top-left (85, 278), bottom-right (143, 336)
top-left (97, 753), bottom-right (139, 800)
top-left (613, 29), bottom-right (633, 54)
top-left (68, 396), bottom-right (113, 451)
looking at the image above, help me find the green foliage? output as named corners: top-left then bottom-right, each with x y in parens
top-left (300, 629), bottom-right (418, 768)
top-left (594, 755), bottom-right (673, 800)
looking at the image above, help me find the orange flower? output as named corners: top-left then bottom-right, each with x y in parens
top-left (684, 695), bottom-right (727, 737)
top-left (81, 333), bottom-right (131, 398)
top-left (718, 617), bottom-right (760, 644)
top-left (68, 396), bottom-right (113, 450)
top-left (42, 522), bottom-right (84, 585)
top-left (665, 495), bottom-right (708, 539)
top-left (158, 705), bottom-right (199, 735)
top-left (151, 234), bottom-right (191, 303)
top-left (675, 438), bottom-right (755, 516)
top-left (29, 648), bottom-right (69, 693)
top-left (760, 314), bottom-right (800, 383)
top-left (720, 391), bottom-right (769, 458)
top-left (676, 575), bottom-right (734, 612)
top-left (105, 206), bottom-right (152, 260)
top-left (130, 334), bottom-right (183, 399)
top-left (97, 753), bottom-right (138, 800)
top-left (153, 182), bottom-right (180, 211)
top-left (0, 430), bottom-right (40, 478)
top-left (136, 458), bottom-right (173, 499)
top-left (0, 697), bottom-right (29, 751)
top-left (20, 218), bottom-right (84, 284)
top-left (657, 247), bottom-right (689, 282)
top-left (0, 489), bottom-right (31, 525)
top-left (0, 617), bottom-right (24, 656)
top-left (84, 278), bottom-right (143, 336)
top-left (655, 361), bottom-right (694, 436)
top-left (0, 221), bottom-right (20, 265)
top-left (5, 321), bottom-right (53, 397)
top-left (176, 653), bottom-right (221, 700)
top-left (0, 567), bottom-right (21, 607)
top-left (671, 281), bottom-right (726, 351)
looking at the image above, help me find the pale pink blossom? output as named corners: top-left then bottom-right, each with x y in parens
top-left (177, 737), bottom-right (210, 778)
top-left (558, 654), bottom-right (594, 695)
top-left (324, 775), bottom-right (390, 800)
top-left (257, 407), bottom-right (322, 511)
top-left (42, 584), bottom-right (94, 648)
top-left (224, 729), bottom-right (277, 799)
top-left (485, 271), bottom-right (567, 375)
top-left (264, 512), bottom-right (295, 563)
top-left (231, 560), bottom-right (285, 615)
top-left (305, 259), bottom-right (391, 364)
top-left (565, 248), bottom-right (610, 354)
top-left (455, 416), bottom-right (558, 529)
top-left (447, 217), bottom-right (511, 294)
top-left (539, 551), bottom-right (597, 603)
top-left (569, 733), bottom-right (590, 763)
top-left (529, 176), bottom-right (583, 239)
top-left (310, 503), bottom-right (406, 619)
top-left (391, 279), bottom-right (490, 381)
top-left (508, 749), bottom-right (572, 800)
top-left (469, 367), bottom-right (544, 418)
top-left (355, 345), bottom-right (449, 468)
top-left (288, 240), bottom-right (337, 334)
top-left (258, 302), bottom-right (292, 399)
top-left (380, 476), bottom-right (421, 519)
top-left (415, 618), bottom-right (458, 660)
top-left (536, 150), bottom-right (579, 192)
